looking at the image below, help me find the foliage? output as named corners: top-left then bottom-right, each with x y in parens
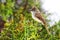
top-left (0, 0), bottom-right (60, 40)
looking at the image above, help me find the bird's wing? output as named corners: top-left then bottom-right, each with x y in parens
top-left (35, 13), bottom-right (50, 35)
top-left (35, 13), bottom-right (46, 24)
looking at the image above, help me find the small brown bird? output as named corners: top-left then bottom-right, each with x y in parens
top-left (0, 16), bottom-right (6, 33)
top-left (30, 6), bottom-right (50, 35)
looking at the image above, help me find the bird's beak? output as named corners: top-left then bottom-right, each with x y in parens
top-left (29, 9), bottom-right (32, 11)
top-left (27, 9), bottom-right (32, 13)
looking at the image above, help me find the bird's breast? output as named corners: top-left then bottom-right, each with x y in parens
top-left (32, 15), bottom-right (43, 24)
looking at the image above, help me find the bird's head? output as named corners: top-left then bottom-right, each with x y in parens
top-left (29, 6), bottom-right (38, 15)
top-left (29, 6), bottom-right (37, 12)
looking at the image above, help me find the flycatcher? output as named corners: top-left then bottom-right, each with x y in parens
top-left (30, 6), bottom-right (50, 35)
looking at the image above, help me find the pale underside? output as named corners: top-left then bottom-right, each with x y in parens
top-left (31, 11), bottom-right (44, 25)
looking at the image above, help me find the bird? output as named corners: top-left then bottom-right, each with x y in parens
top-left (29, 6), bottom-right (50, 35)
top-left (0, 16), bottom-right (6, 33)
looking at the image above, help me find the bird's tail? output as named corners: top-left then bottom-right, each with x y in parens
top-left (41, 17), bottom-right (51, 35)
top-left (44, 24), bottom-right (50, 35)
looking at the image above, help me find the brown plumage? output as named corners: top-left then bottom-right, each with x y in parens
top-left (30, 6), bottom-right (50, 35)
top-left (35, 13), bottom-right (50, 34)
top-left (35, 13), bottom-right (46, 24)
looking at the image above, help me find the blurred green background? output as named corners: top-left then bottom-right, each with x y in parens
top-left (0, 0), bottom-right (60, 40)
